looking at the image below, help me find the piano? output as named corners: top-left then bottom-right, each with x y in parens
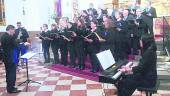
top-left (99, 60), bottom-right (133, 84)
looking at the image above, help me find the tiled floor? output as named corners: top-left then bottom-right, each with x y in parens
top-left (0, 57), bottom-right (169, 96)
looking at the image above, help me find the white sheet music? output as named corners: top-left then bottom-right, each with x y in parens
top-left (20, 52), bottom-right (37, 59)
top-left (96, 50), bottom-right (115, 70)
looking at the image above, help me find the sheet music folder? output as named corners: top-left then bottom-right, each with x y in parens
top-left (96, 50), bottom-right (115, 70)
top-left (20, 52), bottom-right (37, 59)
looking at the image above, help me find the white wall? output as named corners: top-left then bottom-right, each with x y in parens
top-left (78, 0), bottom-right (104, 11)
top-left (61, 0), bottom-right (73, 21)
top-left (0, 0), bottom-right (104, 31)
top-left (0, 0), bottom-right (23, 31)
top-left (0, 0), bottom-right (55, 31)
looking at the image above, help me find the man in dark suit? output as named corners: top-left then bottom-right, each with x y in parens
top-left (1, 25), bottom-right (21, 93)
top-left (117, 34), bottom-right (157, 96)
top-left (142, 1), bottom-right (157, 35)
top-left (123, 9), bottom-right (138, 55)
top-left (123, 9), bottom-right (135, 21)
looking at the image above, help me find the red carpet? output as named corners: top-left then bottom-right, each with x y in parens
top-left (48, 55), bottom-right (136, 82)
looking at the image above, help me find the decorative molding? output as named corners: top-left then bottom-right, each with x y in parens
top-left (0, 0), bottom-right (5, 26)
top-left (72, 0), bottom-right (79, 17)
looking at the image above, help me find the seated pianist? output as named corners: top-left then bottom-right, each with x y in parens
top-left (116, 34), bottom-right (157, 96)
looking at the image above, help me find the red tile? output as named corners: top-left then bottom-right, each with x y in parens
top-left (35, 91), bottom-right (53, 96)
top-left (87, 84), bottom-right (102, 89)
top-left (72, 80), bottom-right (86, 84)
top-left (43, 81), bottom-right (58, 85)
top-left (161, 94), bottom-right (170, 96)
top-left (48, 73), bottom-right (61, 77)
top-left (103, 89), bottom-right (117, 95)
top-left (0, 87), bottom-right (6, 92)
top-left (55, 85), bottom-right (71, 90)
top-left (27, 86), bottom-right (40, 92)
top-left (59, 76), bottom-right (72, 80)
top-left (70, 90), bottom-right (86, 96)
top-left (0, 75), bottom-right (5, 78)
top-left (2, 92), bottom-right (19, 96)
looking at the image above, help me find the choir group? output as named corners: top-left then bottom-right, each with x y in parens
top-left (39, 1), bottom-right (156, 73)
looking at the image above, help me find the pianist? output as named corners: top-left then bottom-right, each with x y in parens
top-left (117, 34), bottom-right (157, 96)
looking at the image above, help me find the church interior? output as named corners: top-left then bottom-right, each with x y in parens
top-left (0, 0), bottom-right (170, 96)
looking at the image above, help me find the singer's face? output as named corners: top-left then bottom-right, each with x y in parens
top-left (103, 19), bottom-right (109, 28)
top-left (77, 21), bottom-right (81, 26)
top-left (123, 10), bottom-right (129, 17)
top-left (9, 28), bottom-right (15, 35)
top-left (115, 12), bottom-right (121, 20)
top-left (51, 25), bottom-right (56, 30)
top-left (17, 24), bottom-right (22, 28)
top-left (91, 22), bottom-right (96, 29)
top-left (136, 9), bottom-right (142, 15)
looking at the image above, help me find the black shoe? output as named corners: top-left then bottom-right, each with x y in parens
top-left (8, 88), bottom-right (21, 93)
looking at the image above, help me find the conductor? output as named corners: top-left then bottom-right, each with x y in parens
top-left (1, 25), bottom-right (21, 93)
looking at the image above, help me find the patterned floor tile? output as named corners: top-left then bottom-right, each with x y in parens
top-left (32, 77), bottom-right (46, 81)
top-left (0, 55), bottom-right (170, 96)
top-left (35, 91), bottom-right (53, 96)
top-left (48, 73), bottom-right (61, 77)
top-left (72, 80), bottom-right (86, 84)
top-left (0, 83), bottom-right (6, 87)
top-left (52, 90), bottom-right (70, 96)
top-left (2, 92), bottom-right (20, 96)
top-left (35, 74), bottom-right (49, 77)
top-left (86, 80), bottom-right (100, 84)
top-left (57, 80), bottom-right (72, 85)
top-left (70, 84), bottom-right (87, 90)
top-left (38, 85), bottom-right (56, 91)
top-left (0, 87), bottom-right (6, 92)
top-left (55, 85), bottom-right (71, 90)
top-left (87, 89), bottom-right (104, 96)
top-left (70, 90), bottom-right (87, 96)
top-left (23, 86), bottom-right (40, 92)
top-left (29, 81), bottom-right (43, 86)
top-left (87, 84), bottom-right (102, 89)
top-left (44, 77), bottom-right (59, 81)
top-left (18, 92), bottom-right (36, 96)
top-left (59, 76), bottom-right (73, 80)
top-left (72, 76), bottom-right (85, 80)
top-left (43, 81), bottom-right (58, 85)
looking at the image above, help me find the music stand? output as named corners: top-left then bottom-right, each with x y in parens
top-left (18, 52), bottom-right (41, 91)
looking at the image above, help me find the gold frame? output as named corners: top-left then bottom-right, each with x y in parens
top-left (0, 0), bottom-right (5, 26)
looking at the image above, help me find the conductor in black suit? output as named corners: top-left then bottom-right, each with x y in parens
top-left (117, 34), bottom-right (157, 96)
top-left (1, 25), bottom-right (21, 93)
top-left (142, 1), bottom-right (157, 35)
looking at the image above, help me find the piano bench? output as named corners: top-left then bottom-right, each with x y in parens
top-left (137, 80), bottom-right (160, 96)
